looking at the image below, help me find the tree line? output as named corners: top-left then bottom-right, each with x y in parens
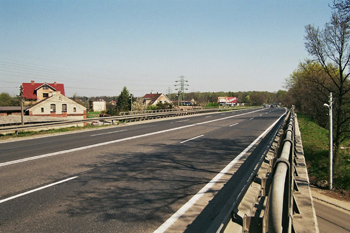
top-left (285, 0), bottom-right (350, 169)
top-left (1, 87), bottom-right (289, 110)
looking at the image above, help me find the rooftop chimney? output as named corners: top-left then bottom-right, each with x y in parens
top-left (31, 80), bottom-right (35, 85)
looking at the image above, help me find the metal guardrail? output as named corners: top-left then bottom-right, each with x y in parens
top-left (204, 107), bottom-right (308, 233)
top-left (268, 107), bottom-right (295, 233)
top-left (204, 108), bottom-right (288, 233)
top-left (0, 108), bottom-right (219, 135)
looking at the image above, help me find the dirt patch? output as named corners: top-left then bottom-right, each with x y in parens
top-left (310, 184), bottom-right (350, 202)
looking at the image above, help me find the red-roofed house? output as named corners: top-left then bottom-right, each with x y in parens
top-left (143, 92), bottom-right (172, 106)
top-left (22, 80), bottom-right (65, 105)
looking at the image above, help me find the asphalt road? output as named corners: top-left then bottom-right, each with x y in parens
top-left (0, 107), bottom-right (286, 233)
top-left (314, 200), bottom-right (350, 233)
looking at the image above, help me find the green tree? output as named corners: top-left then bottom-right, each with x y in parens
top-left (285, 61), bottom-right (335, 126)
top-left (0, 92), bottom-right (20, 106)
top-left (305, 2), bottom-right (350, 166)
top-left (116, 86), bottom-right (130, 112)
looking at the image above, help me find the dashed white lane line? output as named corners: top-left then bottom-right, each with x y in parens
top-left (0, 109), bottom-right (265, 168)
top-left (90, 130), bottom-right (127, 137)
top-left (229, 123), bottom-right (239, 127)
top-left (0, 176), bottom-right (78, 204)
top-left (180, 135), bottom-right (204, 144)
top-left (176, 119), bottom-right (189, 123)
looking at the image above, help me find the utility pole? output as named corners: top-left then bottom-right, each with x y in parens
top-left (174, 76), bottom-right (189, 106)
top-left (20, 85), bottom-right (24, 126)
top-left (177, 90), bottom-right (181, 107)
top-left (324, 92), bottom-right (333, 190)
top-left (130, 94), bottom-right (133, 111)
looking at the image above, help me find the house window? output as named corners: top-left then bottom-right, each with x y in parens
top-left (73, 107), bottom-right (77, 112)
top-left (62, 104), bottom-right (67, 112)
top-left (41, 107), bottom-right (44, 113)
top-left (43, 86), bottom-right (48, 90)
top-left (43, 93), bottom-right (49, 98)
top-left (50, 104), bottom-right (56, 112)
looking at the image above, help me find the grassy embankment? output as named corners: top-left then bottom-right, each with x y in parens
top-left (297, 113), bottom-right (350, 193)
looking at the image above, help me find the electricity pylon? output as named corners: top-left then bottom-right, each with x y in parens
top-left (174, 76), bottom-right (189, 105)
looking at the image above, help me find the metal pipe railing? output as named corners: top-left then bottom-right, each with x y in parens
top-left (0, 108), bottom-right (221, 135)
top-left (269, 107), bottom-right (294, 233)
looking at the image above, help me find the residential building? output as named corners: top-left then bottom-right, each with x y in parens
top-left (26, 92), bottom-right (86, 119)
top-left (143, 92), bottom-right (172, 106)
top-left (89, 100), bottom-right (106, 112)
top-left (22, 80), bottom-right (65, 105)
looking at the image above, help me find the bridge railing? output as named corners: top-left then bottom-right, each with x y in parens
top-left (206, 107), bottom-right (318, 233)
top-left (268, 107), bottom-right (295, 233)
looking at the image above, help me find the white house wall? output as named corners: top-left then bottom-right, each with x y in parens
top-left (28, 93), bottom-right (86, 119)
top-left (92, 101), bottom-right (106, 112)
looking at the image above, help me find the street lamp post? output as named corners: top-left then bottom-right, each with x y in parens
top-left (324, 92), bottom-right (333, 190)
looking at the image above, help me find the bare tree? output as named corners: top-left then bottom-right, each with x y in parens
top-left (305, 2), bottom-right (350, 166)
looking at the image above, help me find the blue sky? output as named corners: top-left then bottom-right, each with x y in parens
top-left (0, 0), bottom-right (332, 97)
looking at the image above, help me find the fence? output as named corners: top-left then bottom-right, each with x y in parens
top-left (0, 108), bottom-right (219, 135)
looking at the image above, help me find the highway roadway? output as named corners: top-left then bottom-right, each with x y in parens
top-left (314, 199), bottom-right (350, 233)
top-left (0, 107), bottom-right (286, 232)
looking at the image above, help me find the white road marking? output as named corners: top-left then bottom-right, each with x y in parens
top-left (229, 123), bottom-right (239, 127)
top-left (250, 118), bottom-right (254, 120)
top-left (90, 130), bottom-right (127, 137)
top-left (180, 135), bottom-right (204, 144)
top-left (0, 176), bottom-right (78, 204)
top-left (176, 119), bottom-right (189, 123)
top-left (205, 116), bottom-right (212, 118)
top-left (0, 109), bottom-right (265, 168)
top-left (153, 110), bottom-right (286, 233)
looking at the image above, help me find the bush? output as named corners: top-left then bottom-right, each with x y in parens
top-left (206, 102), bottom-right (219, 107)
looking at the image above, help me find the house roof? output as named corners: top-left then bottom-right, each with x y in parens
top-left (0, 106), bottom-right (29, 112)
top-left (22, 81), bottom-right (65, 100)
top-left (143, 93), bottom-right (162, 102)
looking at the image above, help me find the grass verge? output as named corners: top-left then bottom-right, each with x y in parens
top-left (297, 112), bottom-right (350, 196)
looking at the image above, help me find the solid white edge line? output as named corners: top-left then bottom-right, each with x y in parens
top-left (180, 135), bottom-right (204, 144)
top-left (0, 109), bottom-right (265, 168)
top-left (153, 109), bottom-right (286, 233)
top-left (0, 176), bottom-right (78, 204)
